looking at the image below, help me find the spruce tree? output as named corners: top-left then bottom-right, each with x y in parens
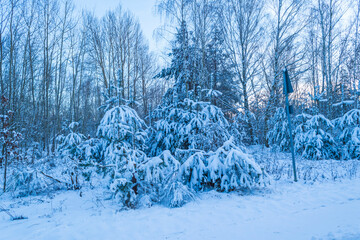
top-left (295, 114), bottom-right (337, 160)
top-left (97, 105), bottom-right (147, 208)
top-left (336, 109), bottom-right (360, 159)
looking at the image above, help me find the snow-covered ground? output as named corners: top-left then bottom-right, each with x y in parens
top-left (1, 178), bottom-right (360, 240)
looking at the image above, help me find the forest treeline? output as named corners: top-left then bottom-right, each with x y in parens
top-left (1, 0), bottom-right (359, 153)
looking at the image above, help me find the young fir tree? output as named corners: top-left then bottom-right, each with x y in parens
top-left (179, 137), bottom-right (267, 192)
top-left (97, 105), bottom-right (147, 208)
top-left (156, 21), bottom-right (238, 108)
top-left (231, 111), bottom-right (257, 145)
top-left (266, 108), bottom-right (291, 151)
top-left (149, 98), bottom-right (231, 156)
top-left (292, 112), bottom-right (312, 154)
top-left (336, 109), bottom-right (360, 159)
top-left (139, 150), bottom-right (185, 207)
top-left (147, 98), bottom-right (233, 207)
top-left (57, 122), bottom-right (86, 189)
top-left (295, 114), bottom-right (338, 160)
top-left (205, 25), bottom-right (238, 108)
top-left (150, 20), bottom-right (231, 156)
top-left (155, 20), bottom-right (193, 103)
top-left (79, 137), bottom-right (105, 183)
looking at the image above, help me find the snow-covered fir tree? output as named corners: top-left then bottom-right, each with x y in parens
top-left (139, 150), bottom-right (185, 207)
top-left (205, 25), bottom-right (238, 108)
top-left (147, 96), bottom-right (234, 207)
top-left (336, 109), bottom-right (360, 159)
top-left (147, 98), bottom-right (259, 206)
top-left (292, 112), bottom-right (313, 155)
top-left (149, 98), bottom-right (231, 156)
top-left (266, 108), bottom-right (291, 151)
top-left (295, 114), bottom-right (338, 160)
top-left (179, 138), bottom-right (267, 192)
top-left (156, 20), bottom-right (238, 110)
top-left (231, 111), bottom-right (257, 145)
top-left (155, 20), bottom-right (193, 103)
top-left (145, 19), bottom-right (268, 207)
top-left (56, 122), bottom-right (86, 189)
top-left (97, 105), bottom-right (147, 208)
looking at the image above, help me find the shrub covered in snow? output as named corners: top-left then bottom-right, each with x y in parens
top-left (336, 109), bottom-right (360, 160)
top-left (179, 138), bottom-right (268, 192)
top-left (56, 122), bottom-right (86, 189)
top-left (79, 137), bottom-right (106, 184)
top-left (266, 108), bottom-right (291, 151)
top-left (140, 151), bottom-right (180, 194)
top-left (5, 164), bottom-right (64, 197)
top-left (295, 114), bottom-right (338, 160)
top-left (139, 150), bottom-right (192, 207)
top-left (139, 138), bottom-right (268, 207)
top-left (97, 106), bottom-right (147, 149)
top-left (162, 181), bottom-right (196, 207)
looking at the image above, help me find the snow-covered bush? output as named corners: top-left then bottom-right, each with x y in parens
top-left (79, 137), bottom-right (106, 183)
top-left (179, 138), bottom-right (268, 192)
top-left (162, 180), bottom-right (195, 207)
top-left (292, 113), bottom-right (312, 153)
top-left (5, 167), bottom-right (59, 197)
top-left (140, 151), bottom-right (180, 195)
top-left (230, 111), bottom-right (257, 145)
top-left (149, 98), bottom-right (230, 156)
top-left (295, 114), bottom-right (338, 160)
top-left (336, 109), bottom-right (360, 159)
top-left (139, 150), bottom-right (195, 207)
top-left (179, 151), bottom-right (207, 190)
top-left (140, 138), bottom-right (268, 207)
top-left (2, 152), bottom-right (72, 196)
top-left (266, 108), bottom-right (291, 151)
top-left (97, 105), bottom-right (147, 208)
top-left (140, 150), bottom-right (198, 207)
top-left (293, 113), bottom-right (313, 126)
top-left (57, 122), bottom-right (86, 189)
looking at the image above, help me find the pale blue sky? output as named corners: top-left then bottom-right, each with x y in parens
top-left (73, 0), bottom-right (164, 54)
